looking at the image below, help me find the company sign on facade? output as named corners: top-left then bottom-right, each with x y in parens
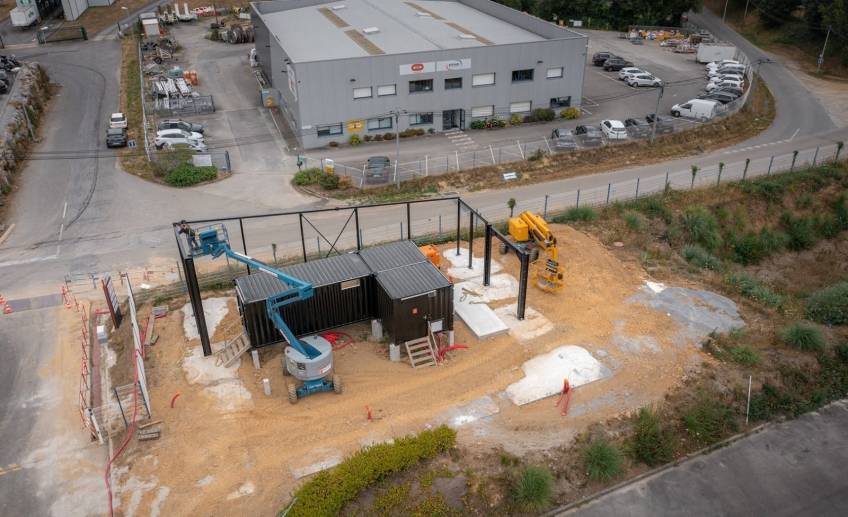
top-left (399, 59), bottom-right (470, 75)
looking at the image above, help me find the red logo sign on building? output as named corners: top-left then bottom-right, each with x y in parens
top-left (411, 63), bottom-right (425, 72)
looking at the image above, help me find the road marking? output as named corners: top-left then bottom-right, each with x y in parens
top-left (62, 201), bottom-right (67, 220)
top-left (789, 128), bottom-right (799, 141)
top-left (58, 223), bottom-right (64, 242)
top-left (0, 253), bottom-right (59, 269)
top-left (593, 70), bottom-right (623, 84)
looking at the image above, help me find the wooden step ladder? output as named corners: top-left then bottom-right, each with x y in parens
top-left (216, 332), bottom-right (251, 368)
top-left (404, 336), bottom-right (437, 369)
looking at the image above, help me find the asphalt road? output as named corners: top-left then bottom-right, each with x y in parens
top-left (563, 399), bottom-right (848, 517)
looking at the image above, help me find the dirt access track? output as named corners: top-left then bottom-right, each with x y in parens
top-left (114, 225), bottom-right (744, 515)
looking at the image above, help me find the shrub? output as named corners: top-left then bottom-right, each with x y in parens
top-left (552, 206), bottom-right (597, 223)
top-left (164, 163), bottom-right (217, 187)
top-left (834, 194), bottom-right (848, 230)
top-left (631, 407), bottom-right (674, 467)
top-left (373, 134), bottom-right (384, 141)
top-left (806, 282), bottom-right (848, 325)
top-left (730, 345), bottom-right (760, 366)
top-left (782, 322), bottom-right (826, 352)
top-left (469, 120), bottom-right (485, 130)
top-left (781, 212), bottom-right (818, 251)
top-left (561, 107), bottom-right (580, 119)
top-left (529, 108), bottom-right (556, 122)
top-left (817, 215), bottom-right (842, 239)
top-left (680, 207), bottom-right (722, 251)
top-left (293, 167), bottom-right (323, 186)
top-left (318, 173), bottom-right (340, 190)
top-left (682, 244), bottom-right (723, 271)
top-left (725, 272), bottom-right (784, 307)
top-left (631, 197), bottom-right (673, 223)
top-left (487, 117), bottom-right (507, 128)
top-left (285, 426), bottom-right (456, 517)
top-left (327, 141), bottom-right (339, 147)
top-left (383, 132), bottom-right (395, 140)
top-left (683, 395), bottom-right (736, 446)
top-left (349, 134), bottom-right (361, 146)
top-left (509, 113), bottom-right (523, 125)
top-left (363, 134), bottom-right (373, 142)
top-left (528, 148), bottom-right (546, 161)
top-left (730, 229), bottom-right (788, 265)
top-left (399, 129), bottom-right (417, 138)
top-left (740, 178), bottom-right (787, 201)
top-left (512, 465), bottom-right (554, 512)
top-left (623, 211), bottom-right (645, 232)
top-left (796, 192), bottom-right (813, 209)
top-left (583, 438), bottom-right (623, 482)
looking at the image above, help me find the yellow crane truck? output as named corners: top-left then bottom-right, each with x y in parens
top-left (499, 211), bottom-right (565, 292)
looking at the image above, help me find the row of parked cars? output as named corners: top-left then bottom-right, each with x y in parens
top-left (592, 51), bottom-right (663, 88)
top-left (550, 113), bottom-right (675, 149)
top-left (668, 59), bottom-right (749, 121)
top-left (105, 112), bottom-right (208, 151)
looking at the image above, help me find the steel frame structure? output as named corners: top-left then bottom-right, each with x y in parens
top-left (174, 197), bottom-right (529, 356)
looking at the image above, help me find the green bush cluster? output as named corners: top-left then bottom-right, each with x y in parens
top-left (631, 408), bottom-right (674, 467)
top-left (560, 107), bottom-right (580, 120)
top-left (806, 282), bottom-right (848, 325)
top-left (582, 438), bottom-right (623, 482)
top-left (782, 322), bottom-right (826, 352)
top-left (164, 163), bottom-right (217, 187)
top-left (683, 396), bottom-right (737, 446)
top-left (469, 118), bottom-right (507, 130)
top-left (526, 108), bottom-right (556, 122)
top-left (512, 465), bottom-right (554, 512)
top-left (780, 212), bottom-right (818, 251)
top-left (552, 206), bottom-right (597, 223)
top-left (318, 173), bottom-right (340, 190)
top-left (679, 207), bottom-right (722, 251)
top-left (629, 196), bottom-right (673, 223)
top-left (400, 128), bottom-right (427, 138)
top-left (349, 134), bottom-right (362, 146)
top-left (623, 211), bottom-right (645, 232)
top-left (728, 229), bottom-right (788, 265)
top-left (725, 272), bottom-right (784, 308)
top-left (509, 113), bottom-right (523, 126)
top-left (293, 167), bottom-right (323, 186)
top-left (730, 345), bottom-right (760, 366)
top-left (285, 426), bottom-right (456, 517)
top-left (682, 244), bottom-right (723, 271)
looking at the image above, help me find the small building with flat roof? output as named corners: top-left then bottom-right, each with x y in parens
top-left (251, 0), bottom-right (587, 149)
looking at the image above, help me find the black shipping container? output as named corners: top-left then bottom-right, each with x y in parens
top-left (358, 240), bottom-right (427, 271)
top-left (235, 253), bottom-right (373, 348)
top-left (374, 261), bottom-right (454, 344)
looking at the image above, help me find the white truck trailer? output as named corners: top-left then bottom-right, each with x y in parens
top-left (10, 3), bottom-right (39, 28)
top-left (696, 43), bottom-right (737, 64)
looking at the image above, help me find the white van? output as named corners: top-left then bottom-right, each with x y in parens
top-left (671, 99), bottom-right (719, 120)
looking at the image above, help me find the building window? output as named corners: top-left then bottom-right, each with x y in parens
top-left (512, 69), bottom-right (534, 82)
top-left (472, 73), bottom-right (495, 87)
top-left (317, 123), bottom-right (343, 137)
top-left (353, 86), bottom-right (372, 99)
top-left (377, 84), bottom-right (396, 96)
top-left (510, 101), bottom-right (532, 113)
top-left (445, 77), bottom-right (462, 90)
top-left (367, 117), bottom-right (393, 131)
top-left (470, 105), bottom-right (494, 118)
top-left (547, 67), bottom-right (564, 79)
top-left (409, 79), bottom-right (433, 93)
top-left (550, 96), bottom-right (571, 108)
top-left (409, 113), bottom-right (433, 126)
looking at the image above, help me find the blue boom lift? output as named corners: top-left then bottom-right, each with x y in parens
top-left (179, 222), bottom-right (341, 403)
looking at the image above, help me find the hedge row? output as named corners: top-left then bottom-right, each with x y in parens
top-left (284, 425), bottom-right (456, 517)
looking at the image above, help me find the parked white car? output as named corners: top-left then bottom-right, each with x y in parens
top-left (109, 112), bottom-right (127, 129)
top-left (154, 129), bottom-right (208, 151)
top-left (705, 59), bottom-right (740, 71)
top-left (671, 99), bottom-right (719, 120)
top-left (706, 79), bottom-right (744, 92)
top-left (600, 119), bottom-right (628, 140)
top-left (627, 73), bottom-right (662, 87)
top-left (708, 69), bottom-right (744, 80)
top-left (618, 67), bottom-right (644, 80)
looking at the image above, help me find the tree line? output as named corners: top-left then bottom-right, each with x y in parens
top-left (493, 0), bottom-right (703, 29)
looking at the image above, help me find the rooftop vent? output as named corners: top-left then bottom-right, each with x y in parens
top-left (331, 4), bottom-right (346, 9)
top-left (362, 26), bottom-right (380, 34)
top-left (458, 33), bottom-right (477, 40)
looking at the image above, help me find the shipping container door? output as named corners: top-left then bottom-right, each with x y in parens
top-left (396, 291), bottom-right (437, 343)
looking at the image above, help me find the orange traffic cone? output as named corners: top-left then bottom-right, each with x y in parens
top-left (0, 294), bottom-right (5, 304)
top-left (4, 304), bottom-right (12, 314)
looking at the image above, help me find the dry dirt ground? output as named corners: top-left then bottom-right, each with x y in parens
top-left (112, 226), bottom-right (734, 515)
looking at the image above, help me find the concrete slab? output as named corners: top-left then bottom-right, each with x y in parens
top-left (453, 281), bottom-right (509, 338)
top-left (454, 273), bottom-right (518, 303)
top-left (505, 345), bottom-right (612, 406)
top-left (181, 297), bottom-right (231, 341)
top-left (290, 448), bottom-right (343, 479)
top-left (441, 396), bottom-right (500, 428)
top-left (442, 248), bottom-right (502, 281)
top-left (495, 304), bottom-right (554, 342)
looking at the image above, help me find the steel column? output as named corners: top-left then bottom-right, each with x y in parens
top-left (298, 214), bottom-right (307, 262)
top-left (184, 254), bottom-right (211, 356)
top-left (354, 208), bottom-right (361, 250)
top-left (239, 219), bottom-right (250, 274)
top-left (467, 210), bottom-right (474, 270)
top-left (406, 203), bottom-right (412, 240)
top-left (517, 252), bottom-right (529, 321)
top-left (483, 224), bottom-right (492, 286)
top-left (455, 199), bottom-right (461, 256)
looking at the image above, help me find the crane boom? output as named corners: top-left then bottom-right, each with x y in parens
top-left (182, 223), bottom-right (320, 359)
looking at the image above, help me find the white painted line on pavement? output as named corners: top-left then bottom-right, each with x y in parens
top-left (0, 253), bottom-right (59, 269)
top-left (789, 128), bottom-right (799, 141)
top-left (58, 223), bottom-right (64, 242)
top-left (0, 223), bottom-right (15, 247)
top-left (62, 201), bottom-right (67, 220)
top-left (593, 71), bottom-right (622, 84)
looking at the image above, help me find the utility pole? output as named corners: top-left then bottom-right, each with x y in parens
top-left (818, 26), bottom-right (831, 72)
top-left (393, 110), bottom-right (401, 188)
top-left (650, 84), bottom-right (664, 145)
top-left (743, 0), bottom-right (751, 23)
top-left (722, 0), bottom-right (730, 22)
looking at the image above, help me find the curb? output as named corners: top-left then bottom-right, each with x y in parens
top-left (542, 422), bottom-right (772, 516)
top-left (0, 223), bottom-right (15, 247)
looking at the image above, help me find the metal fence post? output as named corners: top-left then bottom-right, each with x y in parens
top-left (742, 158), bottom-right (750, 181)
top-left (767, 155), bottom-right (774, 176)
top-left (438, 214), bottom-right (442, 235)
top-left (717, 162), bottom-right (723, 186)
top-left (812, 146), bottom-right (819, 166)
top-left (635, 177), bottom-right (640, 198)
top-left (400, 222), bottom-right (403, 240)
top-left (664, 171), bottom-right (670, 191)
top-left (576, 189), bottom-right (581, 208)
top-left (489, 145), bottom-right (496, 164)
top-left (473, 150), bottom-right (476, 169)
top-left (790, 150), bottom-right (798, 172)
top-left (543, 195), bottom-right (549, 219)
top-left (498, 146), bottom-right (502, 164)
top-left (425, 155), bottom-right (429, 176)
top-left (517, 140), bottom-right (524, 159)
top-left (317, 237), bottom-right (321, 255)
top-left (606, 183), bottom-right (611, 204)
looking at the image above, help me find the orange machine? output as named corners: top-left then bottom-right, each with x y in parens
top-left (419, 245), bottom-right (441, 268)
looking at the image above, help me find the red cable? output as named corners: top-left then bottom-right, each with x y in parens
top-left (104, 345), bottom-right (141, 517)
top-left (321, 332), bottom-right (354, 351)
top-left (437, 344), bottom-right (468, 361)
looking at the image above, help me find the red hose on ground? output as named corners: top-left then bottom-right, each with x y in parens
top-left (437, 345), bottom-right (469, 361)
top-left (321, 332), bottom-right (354, 351)
top-left (170, 392), bottom-right (181, 408)
top-left (104, 346), bottom-right (141, 517)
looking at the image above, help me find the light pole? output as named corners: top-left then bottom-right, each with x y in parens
top-left (391, 109), bottom-right (406, 188)
top-left (722, 0), bottom-right (730, 22)
top-left (818, 26), bottom-right (831, 72)
top-left (650, 84), bottom-right (664, 145)
top-left (743, 0), bottom-right (751, 24)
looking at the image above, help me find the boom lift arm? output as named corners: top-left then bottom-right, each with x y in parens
top-left (179, 222), bottom-right (340, 402)
top-left (504, 211), bottom-right (565, 292)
